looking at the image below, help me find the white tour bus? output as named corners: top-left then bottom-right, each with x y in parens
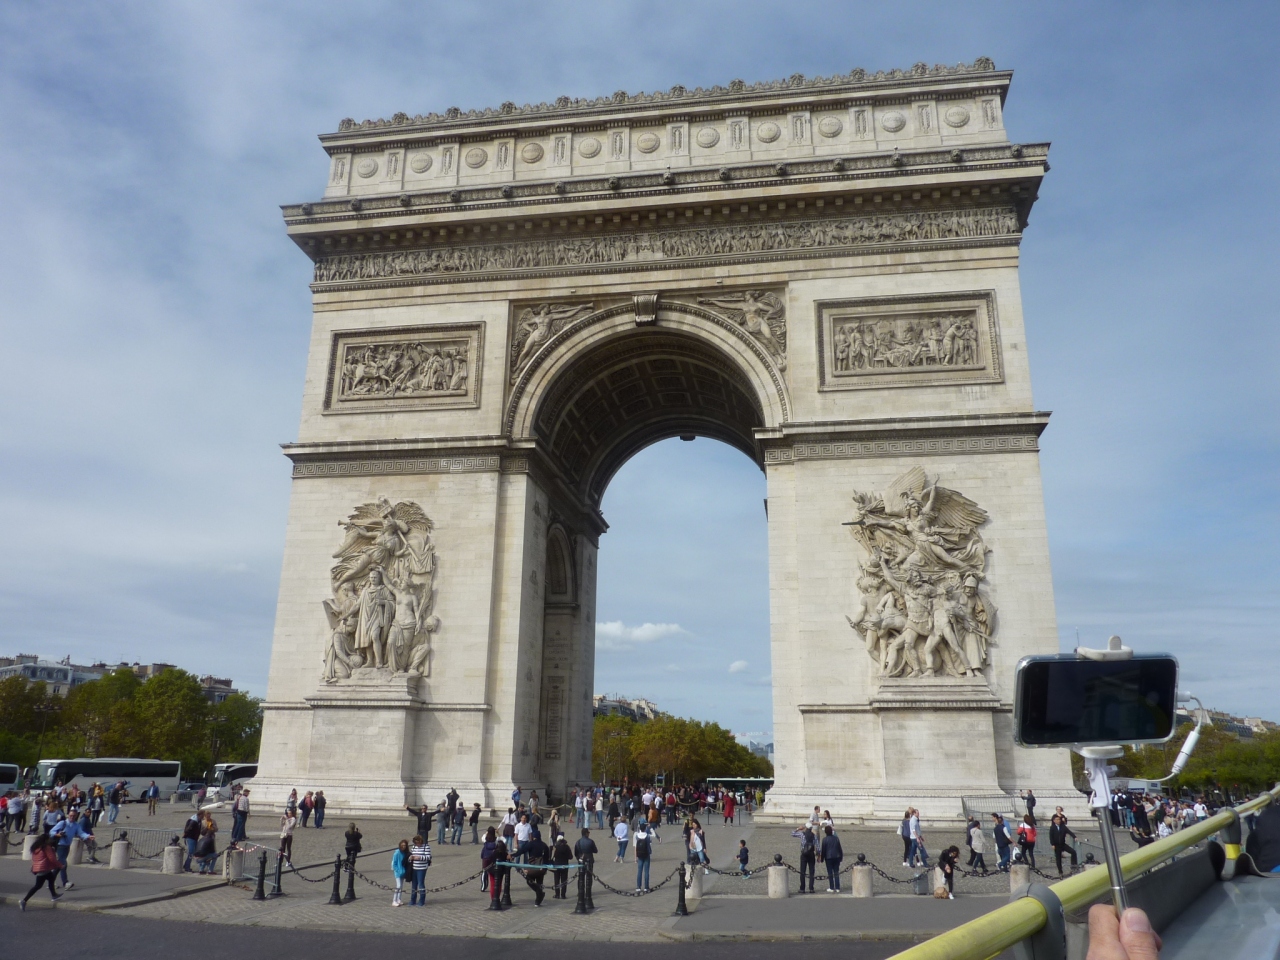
top-left (0, 763), bottom-right (21, 796)
top-left (207, 762), bottom-right (258, 801)
top-left (31, 758), bottom-right (182, 799)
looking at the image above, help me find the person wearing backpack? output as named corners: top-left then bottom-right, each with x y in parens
top-left (634, 824), bottom-right (653, 891)
top-left (792, 824), bottom-right (817, 892)
top-left (992, 813), bottom-right (1013, 872)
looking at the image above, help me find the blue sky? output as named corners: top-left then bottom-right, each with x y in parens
top-left (1, 2), bottom-right (1276, 738)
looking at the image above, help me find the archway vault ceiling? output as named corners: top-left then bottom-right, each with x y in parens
top-left (534, 330), bottom-right (765, 505)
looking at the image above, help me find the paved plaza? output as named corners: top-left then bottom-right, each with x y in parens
top-left (1, 806), bottom-right (1102, 942)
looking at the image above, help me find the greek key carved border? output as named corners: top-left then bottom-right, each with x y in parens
top-left (292, 456), bottom-right (501, 478)
top-left (763, 433), bottom-right (1039, 464)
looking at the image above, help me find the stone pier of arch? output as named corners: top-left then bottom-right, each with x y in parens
top-left (254, 60), bottom-right (1083, 822)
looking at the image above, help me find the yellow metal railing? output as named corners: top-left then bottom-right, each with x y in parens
top-left (884, 784), bottom-right (1280, 960)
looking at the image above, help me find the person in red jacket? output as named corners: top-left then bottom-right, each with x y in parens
top-left (723, 792), bottom-right (736, 825)
top-left (20, 834), bottom-right (62, 910)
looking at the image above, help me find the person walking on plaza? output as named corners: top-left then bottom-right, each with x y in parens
top-left (1021, 789), bottom-right (1037, 825)
top-left (182, 811), bottom-right (201, 872)
top-left (344, 822), bottom-right (362, 868)
top-left (899, 809), bottom-right (913, 865)
top-left (470, 803), bottom-right (482, 844)
top-left (514, 812), bottom-right (534, 861)
top-left (195, 815), bottom-right (219, 874)
top-left (107, 781), bottom-right (124, 825)
top-left (1016, 815), bottom-right (1037, 870)
top-left (279, 809), bottom-right (296, 868)
top-left (285, 789), bottom-right (299, 819)
top-left (408, 835), bottom-right (431, 905)
top-left (391, 839), bottom-right (410, 907)
top-left (7, 790), bottom-right (26, 832)
top-left (968, 817), bottom-right (989, 874)
top-left (993, 813), bottom-right (1013, 872)
top-left (908, 808), bottom-right (930, 868)
top-left (50, 810), bottom-right (94, 889)
top-left (523, 828), bottom-right (550, 906)
top-left (612, 814), bottom-right (629, 862)
top-left (634, 823), bottom-right (653, 891)
top-left (723, 791), bottom-right (736, 825)
top-left (737, 838), bottom-right (750, 876)
top-left (299, 791), bottom-right (314, 827)
top-left (793, 823), bottom-right (818, 892)
top-left (552, 831), bottom-right (573, 898)
top-left (480, 827), bottom-right (498, 892)
top-left (820, 825), bottom-right (843, 892)
top-left (487, 837), bottom-right (509, 910)
top-left (313, 790), bottom-right (326, 828)
top-left (574, 827), bottom-right (597, 904)
top-left (145, 781), bottom-right (160, 816)
top-left (1049, 813), bottom-right (1078, 876)
top-left (231, 788), bottom-right (250, 845)
top-left (19, 834), bottom-right (62, 910)
top-left (451, 802), bottom-right (465, 845)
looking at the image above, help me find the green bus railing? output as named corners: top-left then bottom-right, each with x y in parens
top-left (885, 784), bottom-right (1280, 960)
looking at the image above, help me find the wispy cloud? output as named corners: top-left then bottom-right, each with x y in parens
top-left (596, 621), bottom-right (685, 651)
top-left (728, 660), bottom-right (749, 674)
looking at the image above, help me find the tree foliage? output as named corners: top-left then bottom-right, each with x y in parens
top-left (0, 668), bottom-right (262, 779)
top-left (1115, 726), bottom-right (1280, 792)
top-left (592, 713), bottom-right (772, 783)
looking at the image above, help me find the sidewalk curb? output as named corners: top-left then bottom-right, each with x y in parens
top-left (658, 928), bottom-right (939, 943)
top-left (0, 878), bottom-right (229, 912)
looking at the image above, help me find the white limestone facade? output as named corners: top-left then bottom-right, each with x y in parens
top-left (256, 59), bottom-right (1082, 820)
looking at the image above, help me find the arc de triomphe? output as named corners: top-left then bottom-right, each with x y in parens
top-left (256, 59), bottom-right (1079, 819)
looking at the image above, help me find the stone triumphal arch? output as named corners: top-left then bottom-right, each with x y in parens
top-left (257, 59), bottom-right (1079, 818)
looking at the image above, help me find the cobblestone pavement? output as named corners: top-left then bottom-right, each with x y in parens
top-left (103, 812), bottom-right (1104, 940)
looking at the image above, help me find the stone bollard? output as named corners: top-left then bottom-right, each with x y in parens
top-left (767, 863), bottom-right (789, 898)
top-left (67, 838), bottom-right (85, 865)
top-left (224, 846), bottom-right (245, 881)
top-left (1009, 863), bottom-right (1030, 891)
top-left (110, 838), bottom-right (132, 870)
top-left (851, 863), bottom-right (873, 897)
top-left (23, 834), bottom-right (38, 860)
top-left (162, 844), bottom-right (184, 874)
top-left (687, 864), bottom-right (704, 900)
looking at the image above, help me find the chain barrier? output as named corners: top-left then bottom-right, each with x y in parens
top-left (591, 866), bottom-right (681, 897)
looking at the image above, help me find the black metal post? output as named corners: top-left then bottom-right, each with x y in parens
top-left (268, 851), bottom-right (285, 897)
top-left (500, 865), bottom-right (513, 906)
top-left (327, 855), bottom-right (343, 905)
top-left (251, 850), bottom-right (267, 901)
top-left (342, 856), bottom-right (357, 903)
top-left (573, 863), bottom-right (587, 914)
top-left (673, 861), bottom-right (688, 916)
top-left (584, 862), bottom-right (594, 911)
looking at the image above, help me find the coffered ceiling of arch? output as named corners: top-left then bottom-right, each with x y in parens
top-left (533, 331), bottom-right (765, 504)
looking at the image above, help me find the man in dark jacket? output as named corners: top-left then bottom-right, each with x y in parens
top-left (406, 803), bottom-right (438, 838)
top-left (792, 825), bottom-right (817, 893)
top-left (551, 833), bottom-right (573, 898)
top-left (820, 825), bottom-right (843, 892)
top-left (523, 830), bottom-right (550, 905)
top-left (1048, 814), bottom-right (1078, 876)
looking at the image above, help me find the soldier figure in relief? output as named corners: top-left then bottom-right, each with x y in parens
top-left (354, 569), bottom-right (395, 669)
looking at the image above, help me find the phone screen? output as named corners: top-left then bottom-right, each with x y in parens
top-left (1014, 655), bottom-right (1178, 746)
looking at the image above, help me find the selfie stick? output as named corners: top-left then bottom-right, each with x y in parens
top-left (1074, 635), bottom-right (1133, 916)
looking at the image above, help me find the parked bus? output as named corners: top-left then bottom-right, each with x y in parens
top-left (0, 763), bottom-right (20, 796)
top-left (30, 758), bottom-right (182, 799)
top-left (207, 762), bottom-right (257, 801)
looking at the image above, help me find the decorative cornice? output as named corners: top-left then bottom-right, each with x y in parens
top-left (759, 411), bottom-right (1048, 463)
top-left (325, 59), bottom-right (1001, 137)
top-left (312, 205), bottom-right (1021, 290)
top-left (291, 456), bottom-right (500, 479)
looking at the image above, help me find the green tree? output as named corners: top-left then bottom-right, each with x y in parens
top-left (104, 669), bottom-right (210, 775)
top-left (592, 713), bottom-right (773, 784)
top-left (58, 668), bottom-right (141, 757)
top-left (209, 692), bottom-right (263, 773)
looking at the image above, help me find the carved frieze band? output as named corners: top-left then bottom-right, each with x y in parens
top-left (324, 323), bottom-right (484, 413)
top-left (817, 291), bottom-right (1002, 391)
top-left (312, 206), bottom-right (1021, 288)
top-left (763, 433), bottom-right (1038, 464)
top-left (293, 456), bottom-right (501, 478)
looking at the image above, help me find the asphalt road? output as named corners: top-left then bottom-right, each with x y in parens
top-left (1, 909), bottom-right (904, 958)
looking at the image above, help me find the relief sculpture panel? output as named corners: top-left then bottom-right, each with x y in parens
top-left (817, 292), bottom-right (1002, 391)
top-left (844, 467), bottom-right (995, 681)
top-left (324, 323), bottom-right (483, 413)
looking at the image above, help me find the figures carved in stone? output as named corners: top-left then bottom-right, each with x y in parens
top-left (322, 498), bottom-right (440, 683)
top-left (844, 467), bottom-right (995, 680)
top-left (697, 291), bottom-right (787, 369)
top-left (833, 312), bottom-right (980, 373)
top-left (326, 325), bottom-right (482, 413)
top-left (510, 302), bottom-right (594, 380)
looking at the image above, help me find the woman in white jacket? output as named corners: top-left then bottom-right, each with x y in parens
top-left (968, 819), bottom-right (988, 874)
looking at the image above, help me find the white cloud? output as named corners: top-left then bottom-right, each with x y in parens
top-left (596, 621), bottom-right (685, 651)
top-left (728, 660), bottom-right (749, 674)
